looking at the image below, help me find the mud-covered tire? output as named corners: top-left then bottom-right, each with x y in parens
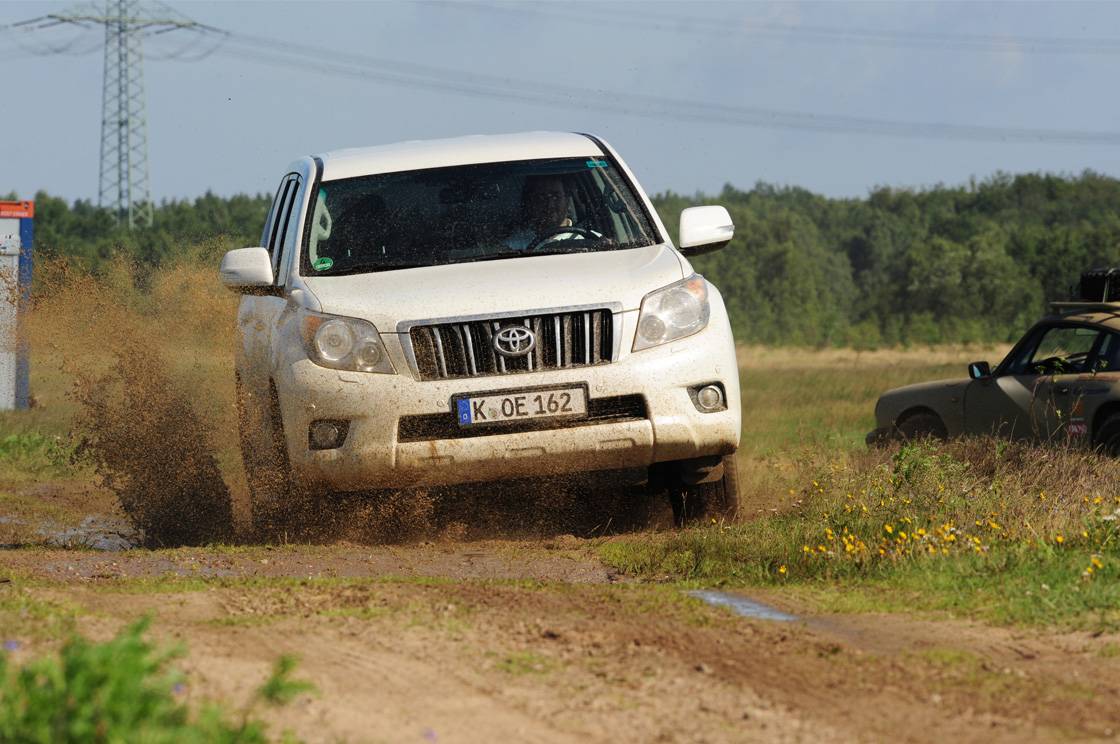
top-left (238, 382), bottom-right (303, 539)
top-left (895, 412), bottom-right (948, 442)
top-left (1095, 413), bottom-right (1120, 456)
top-left (669, 455), bottom-right (741, 526)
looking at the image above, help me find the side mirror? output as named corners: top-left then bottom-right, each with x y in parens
top-left (679, 206), bottom-right (734, 256)
top-left (219, 247), bottom-right (278, 294)
top-left (968, 361), bottom-right (992, 380)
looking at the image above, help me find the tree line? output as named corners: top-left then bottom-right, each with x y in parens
top-left (14, 170), bottom-right (1120, 347)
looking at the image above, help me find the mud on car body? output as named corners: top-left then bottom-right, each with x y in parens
top-left (220, 132), bottom-right (741, 528)
top-left (869, 269), bottom-right (1120, 453)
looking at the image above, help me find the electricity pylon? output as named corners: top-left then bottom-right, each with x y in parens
top-left (18, 2), bottom-right (212, 228)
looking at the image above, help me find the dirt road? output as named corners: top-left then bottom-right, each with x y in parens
top-left (5, 540), bottom-right (1120, 744)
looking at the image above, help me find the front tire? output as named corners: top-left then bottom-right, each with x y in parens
top-left (238, 381), bottom-right (305, 539)
top-left (895, 411), bottom-right (948, 442)
top-left (667, 455), bottom-right (741, 526)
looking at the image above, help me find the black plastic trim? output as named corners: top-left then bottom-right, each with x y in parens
top-left (398, 394), bottom-right (647, 442)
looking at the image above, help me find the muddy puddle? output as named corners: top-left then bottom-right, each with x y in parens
top-left (40, 515), bottom-right (140, 552)
top-left (688, 589), bottom-right (797, 622)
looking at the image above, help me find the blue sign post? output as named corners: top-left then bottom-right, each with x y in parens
top-left (0, 200), bottom-right (32, 410)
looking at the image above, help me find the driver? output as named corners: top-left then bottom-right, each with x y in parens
top-left (505, 175), bottom-right (582, 251)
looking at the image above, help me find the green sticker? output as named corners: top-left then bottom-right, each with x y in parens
top-left (313, 256), bottom-right (334, 271)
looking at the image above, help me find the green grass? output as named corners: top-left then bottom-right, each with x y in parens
top-left (0, 618), bottom-right (314, 743)
top-left (604, 439), bottom-right (1120, 629)
top-left (780, 548), bottom-right (1120, 628)
top-left (0, 433), bottom-right (76, 482)
top-left (0, 588), bottom-right (78, 642)
top-left (736, 346), bottom-right (1005, 456)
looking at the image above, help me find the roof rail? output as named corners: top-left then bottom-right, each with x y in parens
top-left (1050, 301), bottom-right (1120, 314)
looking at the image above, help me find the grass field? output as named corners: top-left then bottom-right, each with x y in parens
top-left (5, 260), bottom-right (1120, 742)
top-left (3, 257), bottom-right (1115, 633)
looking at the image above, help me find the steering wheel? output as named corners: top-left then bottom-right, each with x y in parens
top-left (1030, 355), bottom-right (1073, 375)
top-left (525, 225), bottom-right (599, 252)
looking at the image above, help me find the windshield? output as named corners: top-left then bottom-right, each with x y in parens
top-left (300, 157), bottom-right (659, 276)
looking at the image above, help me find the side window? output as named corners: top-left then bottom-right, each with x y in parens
top-left (277, 177), bottom-right (307, 285)
top-left (1009, 325), bottom-right (1101, 375)
top-left (262, 177), bottom-right (290, 253)
top-left (1093, 332), bottom-right (1120, 372)
top-left (269, 175), bottom-right (300, 277)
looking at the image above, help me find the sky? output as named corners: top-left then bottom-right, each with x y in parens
top-left (3, 0), bottom-right (1120, 204)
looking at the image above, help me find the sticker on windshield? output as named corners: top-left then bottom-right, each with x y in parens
top-left (586, 159), bottom-right (609, 169)
top-left (313, 256), bottom-right (333, 272)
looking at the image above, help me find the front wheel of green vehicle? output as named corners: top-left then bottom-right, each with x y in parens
top-left (895, 411), bottom-right (948, 442)
top-left (1094, 413), bottom-right (1120, 456)
top-left (667, 455), bottom-right (741, 527)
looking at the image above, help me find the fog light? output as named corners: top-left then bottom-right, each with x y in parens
top-left (694, 384), bottom-right (725, 412)
top-left (309, 420), bottom-right (349, 450)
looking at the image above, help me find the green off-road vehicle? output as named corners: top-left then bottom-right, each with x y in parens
top-left (868, 268), bottom-right (1120, 454)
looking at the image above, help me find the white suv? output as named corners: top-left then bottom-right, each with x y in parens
top-left (220, 132), bottom-right (741, 530)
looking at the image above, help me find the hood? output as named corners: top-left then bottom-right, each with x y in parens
top-left (881, 378), bottom-right (970, 400)
top-left (876, 377), bottom-right (971, 423)
top-left (301, 243), bottom-right (685, 331)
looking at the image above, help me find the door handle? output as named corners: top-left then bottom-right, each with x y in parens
top-left (1056, 386), bottom-right (1070, 395)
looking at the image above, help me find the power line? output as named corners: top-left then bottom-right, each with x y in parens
top-left (211, 30), bottom-right (1120, 146)
top-left (8, 1), bottom-right (1120, 210)
top-left (441, 1), bottom-right (1120, 56)
top-left (13, 1), bottom-right (215, 228)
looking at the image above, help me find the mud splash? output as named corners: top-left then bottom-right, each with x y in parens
top-left (30, 255), bottom-right (665, 546)
top-left (69, 333), bottom-right (233, 546)
top-left (35, 257), bottom-right (236, 547)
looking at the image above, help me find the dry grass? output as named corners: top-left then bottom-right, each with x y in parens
top-left (604, 438), bottom-right (1120, 627)
top-left (0, 253), bottom-right (1071, 555)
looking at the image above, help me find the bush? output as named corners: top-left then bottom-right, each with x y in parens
top-left (0, 433), bottom-right (72, 477)
top-left (0, 618), bottom-right (313, 743)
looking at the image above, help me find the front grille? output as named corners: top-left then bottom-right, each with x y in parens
top-left (398, 394), bottom-right (647, 442)
top-left (408, 309), bottom-right (614, 381)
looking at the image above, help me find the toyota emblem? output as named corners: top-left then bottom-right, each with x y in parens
top-left (493, 326), bottom-right (536, 357)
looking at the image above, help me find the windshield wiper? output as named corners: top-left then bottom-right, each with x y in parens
top-left (319, 262), bottom-right (433, 276)
top-left (460, 245), bottom-right (607, 262)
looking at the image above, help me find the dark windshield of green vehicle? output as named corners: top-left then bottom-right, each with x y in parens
top-left (301, 157), bottom-right (659, 276)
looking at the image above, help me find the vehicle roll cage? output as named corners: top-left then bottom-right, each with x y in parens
top-left (1049, 268), bottom-right (1120, 316)
top-left (1050, 301), bottom-right (1120, 316)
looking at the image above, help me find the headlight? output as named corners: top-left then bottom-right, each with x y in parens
top-left (300, 310), bottom-right (394, 374)
top-left (632, 274), bottom-right (710, 351)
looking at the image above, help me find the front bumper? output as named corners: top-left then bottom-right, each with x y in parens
top-left (274, 315), bottom-right (741, 491)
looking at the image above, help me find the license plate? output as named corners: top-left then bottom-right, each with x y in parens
top-left (454, 384), bottom-right (588, 427)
